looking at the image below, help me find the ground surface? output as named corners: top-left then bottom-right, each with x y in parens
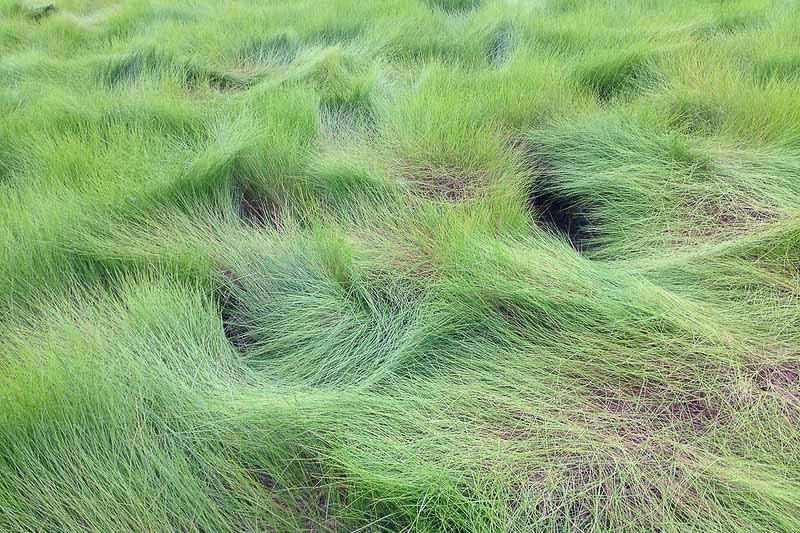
top-left (1, 0), bottom-right (800, 531)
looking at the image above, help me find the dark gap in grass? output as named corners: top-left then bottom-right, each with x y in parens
top-left (529, 186), bottom-right (591, 251)
top-left (216, 268), bottom-right (252, 353)
top-left (485, 24), bottom-right (517, 67)
top-left (425, 0), bottom-right (481, 15)
top-left (237, 188), bottom-right (283, 230)
top-left (516, 141), bottom-right (592, 251)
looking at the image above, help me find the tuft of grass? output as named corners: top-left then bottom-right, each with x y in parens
top-left (485, 22), bottom-right (517, 67)
top-left (574, 48), bottom-right (662, 102)
top-left (238, 33), bottom-right (302, 67)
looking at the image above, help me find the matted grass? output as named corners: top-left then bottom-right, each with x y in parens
top-left (1, 0), bottom-right (799, 531)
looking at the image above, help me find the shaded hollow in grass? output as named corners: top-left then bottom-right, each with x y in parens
top-left (528, 182), bottom-right (592, 251)
top-left (216, 268), bottom-right (252, 353)
top-left (517, 141), bottom-right (592, 251)
top-left (236, 188), bottom-right (283, 230)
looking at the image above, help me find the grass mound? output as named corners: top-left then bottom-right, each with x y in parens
top-left (2, 0), bottom-right (800, 531)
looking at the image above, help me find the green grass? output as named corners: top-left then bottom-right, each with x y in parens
top-left (1, 0), bottom-right (800, 531)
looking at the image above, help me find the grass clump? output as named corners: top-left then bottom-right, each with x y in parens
top-left (237, 33), bottom-right (302, 68)
top-left (2, 0), bottom-right (800, 531)
top-left (574, 48), bottom-right (662, 102)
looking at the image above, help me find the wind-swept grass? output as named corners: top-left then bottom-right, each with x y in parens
top-left (2, 0), bottom-right (800, 531)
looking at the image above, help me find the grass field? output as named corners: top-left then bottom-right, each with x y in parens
top-left (2, 0), bottom-right (800, 530)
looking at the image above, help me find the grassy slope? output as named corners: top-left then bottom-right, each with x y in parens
top-left (1, 0), bottom-right (799, 530)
